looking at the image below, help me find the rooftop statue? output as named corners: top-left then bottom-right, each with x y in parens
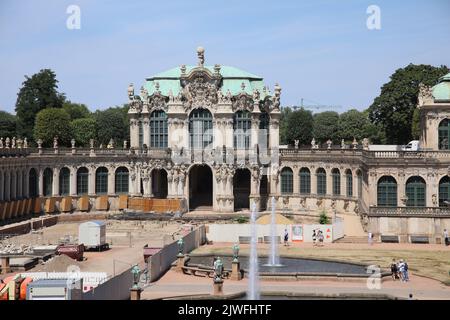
top-left (197, 46), bottom-right (205, 67)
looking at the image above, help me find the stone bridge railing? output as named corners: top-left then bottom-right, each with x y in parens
top-left (369, 206), bottom-right (450, 217)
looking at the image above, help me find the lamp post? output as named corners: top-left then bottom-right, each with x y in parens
top-left (130, 265), bottom-right (142, 300)
top-left (231, 243), bottom-right (242, 281)
top-left (176, 238), bottom-right (185, 272)
top-left (213, 257), bottom-right (224, 295)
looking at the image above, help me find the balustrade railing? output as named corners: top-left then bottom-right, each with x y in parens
top-left (369, 206), bottom-right (450, 216)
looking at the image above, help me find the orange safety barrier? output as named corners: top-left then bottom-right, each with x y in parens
top-left (128, 198), bottom-right (183, 213)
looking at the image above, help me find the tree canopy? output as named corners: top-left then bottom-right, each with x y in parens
top-left (71, 118), bottom-right (97, 147)
top-left (34, 108), bottom-right (72, 147)
top-left (63, 101), bottom-right (91, 120)
top-left (0, 111), bottom-right (17, 139)
top-left (94, 105), bottom-right (129, 145)
top-left (283, 107), bottom-right (313, 146)
top-left (312, 111), bottom-right (340, 144)
top-left (368, 64), bottom-right (449, 144)
top-left (15, 69), bottom-right (66, 139)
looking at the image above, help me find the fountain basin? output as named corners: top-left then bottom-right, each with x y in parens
top-left (186, 254), bottom-right (390, 278)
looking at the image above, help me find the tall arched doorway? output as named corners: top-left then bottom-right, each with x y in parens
top-left (152, 169), bottom-right (168, 199)
top-left (189, 165), bottom-right (212, 210)
top-left (233, 168), bottom-right (251, 210)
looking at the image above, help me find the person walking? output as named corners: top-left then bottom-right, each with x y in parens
top-left (284, 229), bottom-right (289, 246)
top-left (318, 230), bottom-right (324, 247)
top-left (312, 229), bottom-right (317, 246)
top-left (444, 229), bottom-right (449, 246)
top-left (390, 259), bottom-right (398, 281)
top-left (368, 232), bottom-right (373, 246)
top-left (398, 259), bottom-right (405, 282)
top-left (403, 260), bottom-right (410, 282)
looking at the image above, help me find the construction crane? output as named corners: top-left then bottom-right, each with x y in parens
top-left (289, 98), bottom-right (342, 112)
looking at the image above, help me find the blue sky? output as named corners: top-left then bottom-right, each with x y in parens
top-left (0, 0), bottom-right (449, 114)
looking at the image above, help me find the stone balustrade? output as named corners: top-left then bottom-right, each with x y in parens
top-left (368, 206), bottom-right (450, 217)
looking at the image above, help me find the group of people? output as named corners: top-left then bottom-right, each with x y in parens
top-left (312, 229), bottom-right (324, 246)
top-left (390, 258), bottom-right (410, 282)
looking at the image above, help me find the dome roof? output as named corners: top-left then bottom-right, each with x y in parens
top-left (143, 65), bottom-right (270, 99)
top-left (432, 73), bottom-right (450, 102)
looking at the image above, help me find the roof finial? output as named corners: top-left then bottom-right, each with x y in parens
top-left (197, 46), bottom-right (205, 67)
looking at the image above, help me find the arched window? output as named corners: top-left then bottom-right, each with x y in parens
top-left (150, 110), bottom-right (168, 148)
top-left (115, 167), bottom-right (129, 194)
top-left (29, 168), bottom-right (38, 197)
top-left (405, 176), bottom-right (426, 207)
top-left (377, 176), bottom-right (397, 207)
top-left (138, 120), bottom-right (143, 148)
top-left (439, 176), bottom-right (450, 207)
top-left (281, 167), bottom-right (293, 194)
top-left (234, 110), bottom-right (252, 149)
top-left (346, 169), bottom-right (353, 197)
top-left (43, 168), bottom-right (53, 197)
top-left (259, 111), bottom-right (270, 149)
top-left (77, 167), bottom-right (89, 195)
top-left (59, 167), bottom-right (70, 196)
top-left (299, 168), bottom-right (311, 194)
top-left (95, 167), bottom-right (108, 194)
top-left (317, 168), bottom-right (326, 195)
top-left (438, 119), bottom-right (450, 150)
top-left (189, 109), bottom-right (213, 149)
top-left (332, 169), bottom-right (340, 196)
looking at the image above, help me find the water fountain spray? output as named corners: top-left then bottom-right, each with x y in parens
top-left (248, 201), bottom-right (260, 300)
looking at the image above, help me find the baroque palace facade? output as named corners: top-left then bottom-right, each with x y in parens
top-left (1, 48), bottom-right (450, 243)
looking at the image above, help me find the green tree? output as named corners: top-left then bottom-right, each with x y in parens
top-left (15, 69), bottom-right (66, 139)
top-left (94, 106), bottom-right (129, 145)
top-left (312, 111), bottom-right (340, 144)
top-left (0, 111), bottom-right (17, 138)
top-left (63, 101), bottom-right (91, 120)
top-left (411, 108), bottom-right (421, 140)
top-left (368, 64), bottom-right (449, 144)
top-left (284, 107), bottom-right (313, 146)
top-left (279, 106), bottom-right (292, 145)
top-left (337, 109), bottom-right (385, 144)
top-left (71, 118), bottom-right (97, 147)
top-left (319, 210), bottom-right (330, 224)
top-left (34, 108), bottom-right (72, 147)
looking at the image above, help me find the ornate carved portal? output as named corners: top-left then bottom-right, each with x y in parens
top-left (181, 71), bottom-right (221, 112)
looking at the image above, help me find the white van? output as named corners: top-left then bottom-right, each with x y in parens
top-left (402, 140), bottom-right (420, 151)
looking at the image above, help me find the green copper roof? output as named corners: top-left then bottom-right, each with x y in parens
top-left (143, 65), bottom-right (270, 99)
top-left (432, 72), bottom-right (450, 101)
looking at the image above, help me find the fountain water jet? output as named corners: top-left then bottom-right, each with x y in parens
top-left (264, 196), bottom-right (283, 267)
top-left (247, 201), bottom-right (260, 300)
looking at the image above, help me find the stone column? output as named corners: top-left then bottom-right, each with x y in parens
top-left (293, 167), bottom-right (299, 195)
top-left (88, 166), bottom-right (96, 196)
top-left (38, 168), bottom-right (44, 197)
top-left (326, 169), bottom-right (332, 196)
top-left (0, 170), bottom-right (3, 201)
top-left (427, 173), bottom-right (437, 207)
top-left (129, 118), bottom-right (140, 149)
top-left (224, 120), bottom-right (234, 150)
top-left (70, 167), bottom-right (77, 196)
top-left (108, 168), bottom-right (116, 196)
top-left (10, 171), bottom-right (16, 200)
top-left (397, 173), bottom-right (406, 207)
top-left (17, 170), bottom-right (23, 199)
top-left (143, 118), bottom-right (150, 148)
top-left (311, 168), bottom-right (317, 195)
top-left (52, 167), bottom-right (60, 197)
top-left (269, 116), bottom-right (280, 149)
top-left (341, 171), bottom-right (347, 197)
top-left (23, 169), bottom-right (29, 199)
top-left (251, 117), bottom-right (260, 151)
